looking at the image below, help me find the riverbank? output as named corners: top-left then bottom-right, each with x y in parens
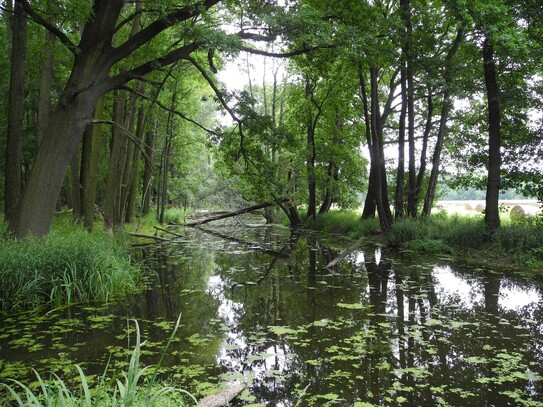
top-left (306, 209), bottom-right (543, 276)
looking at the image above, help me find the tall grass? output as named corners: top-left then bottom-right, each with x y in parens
top-left (0, 222), bottom-right (140, 311)
top-left (1, 316), bottom-right (198, 406)
top-left (308, 209), bottom-right (543, 269)
top-left (163, 207), bottom-right (191, 224)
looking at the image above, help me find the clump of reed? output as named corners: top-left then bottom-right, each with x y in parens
top-left (0, 222), bottom-right (140, 311)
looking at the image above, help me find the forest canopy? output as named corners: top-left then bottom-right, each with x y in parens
top-left (0, 0), bottom-right (541, 237)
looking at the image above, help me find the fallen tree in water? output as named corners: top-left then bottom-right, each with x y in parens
top-left (179, 200), bottom-right (289, 227)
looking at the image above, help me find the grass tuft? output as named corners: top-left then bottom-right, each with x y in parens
top-left (0, 223), bottom-right (140, 311)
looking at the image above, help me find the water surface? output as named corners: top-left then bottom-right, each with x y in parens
top-left (1, 221), bottom-right (542, 406)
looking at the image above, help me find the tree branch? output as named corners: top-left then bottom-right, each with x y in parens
top-left (186, 56), bottom-right (241, 125)
top-left (16, 0), bottom-right (78, 54)
top-left (239, 44), bottom-right (336, 58)
top-left (120, 85), bottom-right (222, 137)
top-left (91, 119), bottom-right (156, 173)
top-left (109, 0), bottom-right (221, 65)
top-left (103, 42), bottom-right (200, 92)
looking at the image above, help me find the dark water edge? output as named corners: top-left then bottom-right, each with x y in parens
top-left (1, 222), bottom-right (543, 406)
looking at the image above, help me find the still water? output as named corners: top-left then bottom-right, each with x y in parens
top-left (1, 221), bottom-right (543, 406)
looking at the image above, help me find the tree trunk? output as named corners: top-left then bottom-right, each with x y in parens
top-left (359, 66), bottom-right (376, 219)
top-left (305, 77), bottom-right (317, 220)
top-left (158, 135), bottom-right (172, 225)
top-left (370, 67), bottom-right (393, 231)
top-left (403, 0), bottom-right (417, 218)
top-left (394, 63), bottom-right (407, 219)
top-left (37, 31), bottom-right (55, 148)
top-left (105, 90), bottom-right (128, 229)
top-left (415, 87), bottom-right (433, 205)
top-left (422, 27), bottom-right (463, 216)
top-left (70, 148), bottom-right (82, 218)
top-left (141, 129), bottom-right (155, 215)
top-left (80, 96), bottom-right (105, 230)
top-left (15, 89), bottom-right (101, 237)
top-left (483, 36), bottom-right (501, 235)
top-left (126, 105), bottom-right (145, 223)
top-left (5, 1), bottom-right (27, 230)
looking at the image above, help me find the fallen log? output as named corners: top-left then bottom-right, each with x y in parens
top-left (180, 200), bottom-right (287, 227)
top-left (325, 236), bottom-right (366, 269)
top-left (198, 383), bottom-right (247, 407)
top-left (127, 232), bottom-right (168, 241)
top-left (153, 225), bottom-right (184, 238)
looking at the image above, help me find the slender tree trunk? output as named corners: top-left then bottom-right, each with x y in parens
top-left (119, 94), bottom-right (138, 222)
top-left (370, 67), bottom-right (393, 231)
top-left (483, 36), bottom-right (501, 235)
top-left (394, 64), bottom-right (407, 218)
top-left (126, 105), bottom-right (145, 222)
top-left (422, 28), bottom-right (463, 216)
top-left (141, 128), bottom-right (155, 215)
top-left (359, 67), bottom-right (376, 219)
top-left (159, 135), bottom-right (172, 225)
top-left (5, 1), bottom-right (27, 230)
top-left (80, 96), bottom-right (105, 230)
top-left (415, 87), bottom-right (433, 204)
top-left (105, 90), bottom-right (127, 229)
top-left (305, 77), bottom-right (317, 220)
top-left (402, 0), bottom-right (417, 218)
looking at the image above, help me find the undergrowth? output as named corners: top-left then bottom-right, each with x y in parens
top-left (308, 209), bottom-right (543, 272)
top-left (0, 217), bottom-right (140, 311)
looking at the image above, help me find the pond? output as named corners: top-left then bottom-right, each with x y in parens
top-left (1, 220), bottom-right (543, 406)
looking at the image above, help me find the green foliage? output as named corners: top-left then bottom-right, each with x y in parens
top-left (163, 207), bottom-right (191, 224)
top-left (405, 239), bottom-right (454, 254)
top-left (1, 317), bottom-right (197, 406)
top-left (0, 220), bottom-right (140, 311)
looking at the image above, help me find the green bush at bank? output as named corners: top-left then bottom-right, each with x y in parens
top-left (0, 217), bottom-right (140, 311)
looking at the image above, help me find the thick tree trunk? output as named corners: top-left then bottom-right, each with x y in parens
top-left (15, 90), bottom-right (100, 237)
top-left (80, 97), bottom-right (105, 230)
top-left (483, 36), bottom-right (501, 235)
top-left (70, 149), bottom-right (82, 218)
top-left (37, 31), bottom-right (55, 147)
top-left (5, 1), bottom-right (27, 230)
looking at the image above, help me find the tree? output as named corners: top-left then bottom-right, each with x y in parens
top-left (4, 0), bottom-right (26, 229)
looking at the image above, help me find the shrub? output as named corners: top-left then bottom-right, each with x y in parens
top-left (405, 238), bottom-right (454, 254)
top-left (0, 226), bottom-right (140, 311)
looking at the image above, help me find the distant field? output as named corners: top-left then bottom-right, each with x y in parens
top-left (436, 200), bottom-right (541, 216)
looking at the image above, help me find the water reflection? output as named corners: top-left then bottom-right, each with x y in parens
top-left (1, 223), bottom-right (542, 406)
